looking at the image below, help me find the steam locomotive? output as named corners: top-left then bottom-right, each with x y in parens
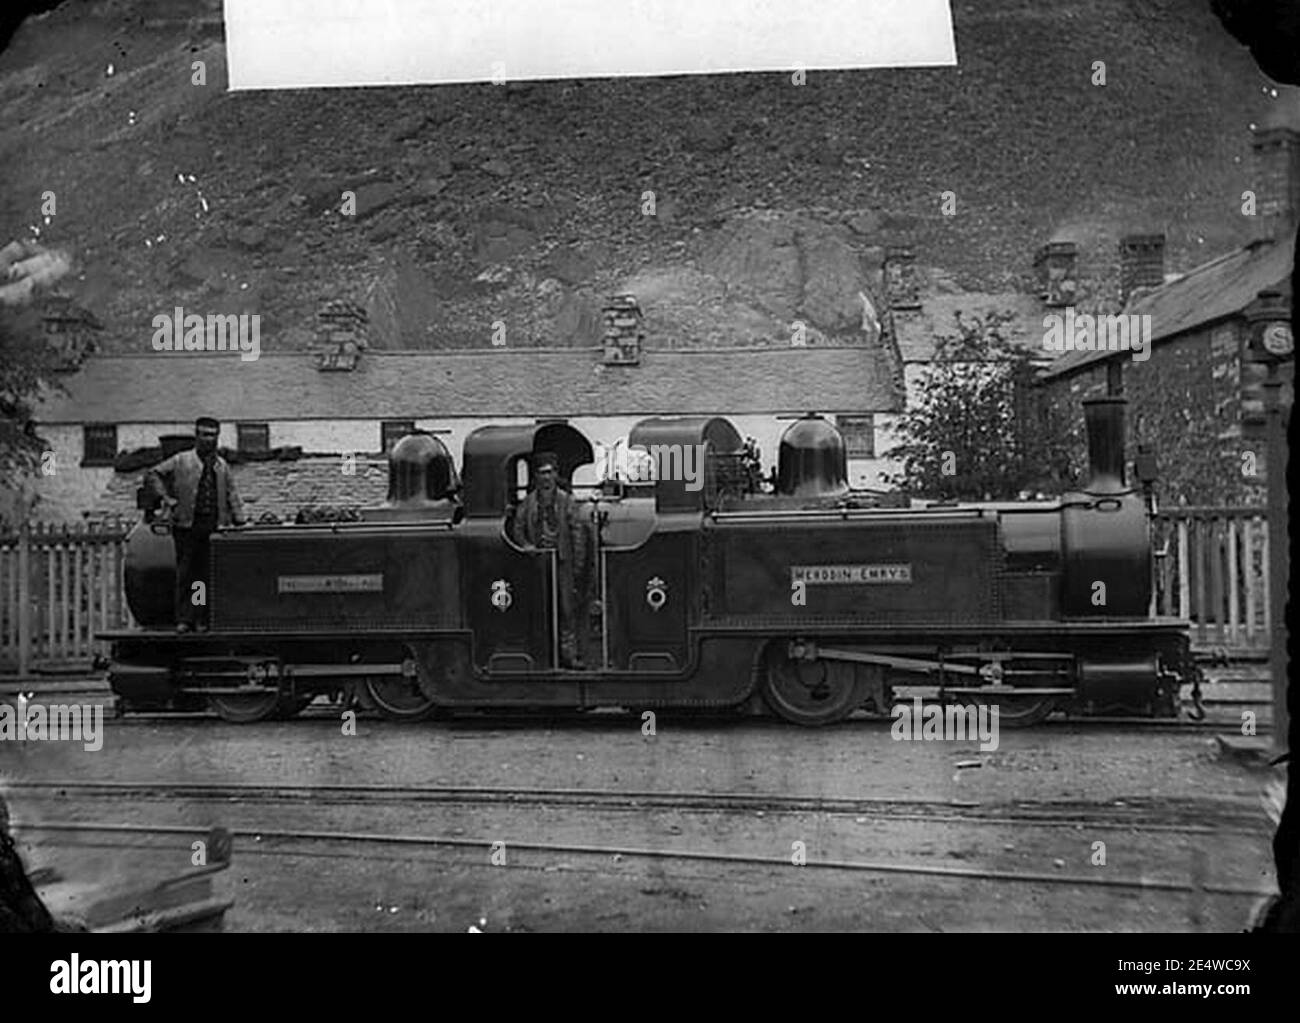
top-left (101, 397), bottom-right (1197, 726)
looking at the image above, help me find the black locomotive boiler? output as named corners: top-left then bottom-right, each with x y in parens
top-left (102, 397), bottom-right (1197, 726)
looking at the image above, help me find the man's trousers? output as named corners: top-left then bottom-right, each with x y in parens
top-left (173, 527), bottom-right (213, 628)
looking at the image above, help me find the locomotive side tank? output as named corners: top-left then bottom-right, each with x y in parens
top-left (101, 398), bottom-right (1196, 726)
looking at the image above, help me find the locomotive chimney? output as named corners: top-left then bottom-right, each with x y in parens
top-left (1081, 397), bottom-right (1128, 494)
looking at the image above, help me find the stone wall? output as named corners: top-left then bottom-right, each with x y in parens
top-left (1041, 318), bottom-right (1285, 506)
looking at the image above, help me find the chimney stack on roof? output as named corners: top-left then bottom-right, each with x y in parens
top-left (40, 296), bottom-right (102, 371)
top-left (884, 246), bottom-right (921, 310)
top-left (1118, 233), bottom-right (1165, 307)
top-left (602, 294), bottom-right (643, 365)
top-left (316, 299), bottom-right (367, 371)
top-left (1250, 125), bottom-right (1300, 244)
top-left (1034, 241), bottom-right (1078, 307)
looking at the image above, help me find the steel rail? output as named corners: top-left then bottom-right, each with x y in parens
top-left (11, 818), bottom-right (1275, 898)
top-left (5, 780), bottom-right (1268, 834)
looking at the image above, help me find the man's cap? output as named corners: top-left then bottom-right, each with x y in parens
top-left (195, 416), bottom-right (221, 431)
top-left (533, 451), bottom-right (559, 471)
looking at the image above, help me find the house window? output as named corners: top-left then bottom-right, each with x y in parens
top-left (381, 420), bottom-right (415, 452)
top-left (237, 423), bottom-right (270, 453)
top-left (82, 424), bottom-right (118, 467)
top-left (836, 415), bottom-right (875, 459)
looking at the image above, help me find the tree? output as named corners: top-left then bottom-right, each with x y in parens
top-left (883, 310), bottom-right (1069, 501)
top-left (0, 306), bottom-right (60, 489)
top-left (0, 241), bottom-right (70, 512)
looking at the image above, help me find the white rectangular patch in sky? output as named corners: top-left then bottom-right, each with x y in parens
top-left (224, 0), bottom-right (957, 91)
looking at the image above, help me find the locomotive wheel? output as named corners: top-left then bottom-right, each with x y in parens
top-left (362, 669), bottom-right (437, 721)
top-left (207, 691), bottom-right (281, 723)
top-left (957, 693), bottom-right (1058, 728)
top-left (761, 647), bottom-right (864, 727)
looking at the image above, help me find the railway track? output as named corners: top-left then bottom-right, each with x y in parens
top-left (5, 779), bottom-right (1270, 834)
top-left (10, 815), bottom-right (1275, 900)
top-left (10, 780), bottom-right (1275, 908)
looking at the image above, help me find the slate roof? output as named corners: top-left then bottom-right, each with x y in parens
top-left (1041, 233), bottom-right (1295, 380)
top-left (35, 345), bottom-right (903, 423)
top-left (891, 292), bottom-right (1050, 364)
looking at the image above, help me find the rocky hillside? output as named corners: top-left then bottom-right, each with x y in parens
top-left (0, 0), bottom-right (1294, 353)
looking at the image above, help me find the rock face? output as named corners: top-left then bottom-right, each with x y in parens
top-left (0, 0), bottom-right (1274, 353)
top-left (365, 249), bottom-right (440, 348)
top-left (702, 217), bottom-right (802, 321)
top-left (544, 246), bottom-right (597, 285)
top-left (474, 203), bottom-right (548, 264)
top-left (351, 182), bottom-right (402, 220)
top-left (553, 290), bottom-right (603, 344)
top-left (699, 213), bottom-right (879, 337)
top-left (607, 209), bottom-right (889, 349)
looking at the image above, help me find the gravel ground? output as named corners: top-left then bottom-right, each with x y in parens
top-left (0, 702), bottom-right (1280, 932)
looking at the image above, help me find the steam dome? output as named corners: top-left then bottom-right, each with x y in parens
top-left (386, 432), bottom-right (458, 506)
top-left (776, 415), bottom-right (849, 499)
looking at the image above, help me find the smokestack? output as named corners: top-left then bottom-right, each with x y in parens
top-left (1251, 125), bottom-right (1300, 243)
top-left (1118, 234), bottom-right (1164, 306)
top-left (1082, 397), bottom-right (1127, 494)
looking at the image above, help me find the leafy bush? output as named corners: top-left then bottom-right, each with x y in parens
top-left (883, 311), bottom-right (1070, 501)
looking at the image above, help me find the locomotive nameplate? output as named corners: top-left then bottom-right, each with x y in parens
top-left (276, 574), bottom-right (384, 594)
top-left (791, 564), bottom-right (912, 584)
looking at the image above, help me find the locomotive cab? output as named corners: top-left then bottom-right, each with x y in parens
top-left (459, 421), bottom-right (597, 673)
top-left (458, 416), bottom-right (747, 675)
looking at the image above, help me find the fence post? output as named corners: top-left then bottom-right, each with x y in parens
top-left (45, 525), bottom-right (54, 664)
top-left (1226, 518), bottom-right (1239, 649)
top-left (1258, 517), bottom-right (1268, 636)
top-left (1244, 517), bottom-right (1258, 642)
top-left (1176, 520), bottom-right (1190, 620)
top-left (73, 534), bottom-right (83, 660)
top-left (17, 520), bottom-right (30, 676)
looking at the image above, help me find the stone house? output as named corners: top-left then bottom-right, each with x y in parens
top-left (23, 299), bottom-right (904, 525)
top-left (1037, 128), bottom-right (1298, 506)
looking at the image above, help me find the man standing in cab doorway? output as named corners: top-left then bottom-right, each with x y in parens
top-left (510, 451), bottom-right (590, 669)
top-left (145, 416), bottom-right (245, 633)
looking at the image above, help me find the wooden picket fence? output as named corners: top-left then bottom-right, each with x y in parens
top-left (0, 507), bottom-right (1275, 672)
top-left (0, 519), bottom-right (136, 673)
top-left (1152, 507), bottom-right (1271, 656)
